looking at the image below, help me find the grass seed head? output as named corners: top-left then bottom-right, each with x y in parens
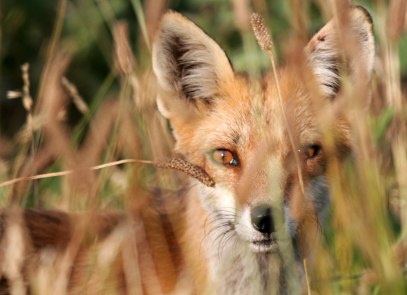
top-left (251, 13), bottom-right (273, 51)
top-left (154, 157), bottom-right (215, 187)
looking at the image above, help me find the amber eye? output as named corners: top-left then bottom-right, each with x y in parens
top-left (298, 145), bottom-right (321, 160)
top-left (212, 149), bottom-right (239, 166)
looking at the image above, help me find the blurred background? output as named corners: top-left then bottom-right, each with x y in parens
top-left (1, 0), bottom-right (405, 138)
top-left (0, 0), bottom-right (406, 293)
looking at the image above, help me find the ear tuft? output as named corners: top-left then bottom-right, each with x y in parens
top-left (152, 11), bottom-right (234, 115)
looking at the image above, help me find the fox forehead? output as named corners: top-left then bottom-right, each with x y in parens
top-left (189, 69), bottom-right (320, 161)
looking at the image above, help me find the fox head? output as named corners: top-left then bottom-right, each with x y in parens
top-left (152, 7), bottom-right (374, 253)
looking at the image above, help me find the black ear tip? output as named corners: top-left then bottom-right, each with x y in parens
top-left (352, 5), bottom-right (374, 32)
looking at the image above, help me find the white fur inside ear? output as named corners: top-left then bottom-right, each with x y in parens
top-left (307, 31), bottom-right (341, 98)
top-left (152, 11), bottom-right (234, 105)
top-left (306, 6), bottom-right (375, 98)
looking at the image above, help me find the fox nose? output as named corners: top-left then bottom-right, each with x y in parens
top-left (251, 206), bottom-right (275, 235)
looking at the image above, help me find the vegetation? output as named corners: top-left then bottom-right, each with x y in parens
top-left (0, 0), bottom-right (406, 294)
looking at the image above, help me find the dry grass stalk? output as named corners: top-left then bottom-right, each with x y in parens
top-left (375, 3), bottom-right (407, 267)
top-left (15, 115), bottom-right (44, 144)
top-left (121, 226), bottom-right (144, 295)
top-left (288, 0), bottom-right (310, 41)
top-left (252, 0), bottom-right (268, 15)
top-left (232, 0), bottom-right (251, 32)
top-left (32, 53), bottom-right (83, 203)
top-left (79, 101), bottom-right (122, 168)
top-left (1, 209), bottom-right (30, 295)
top-left (20, 62), bottom-right (39, 204)
top-left (388, 0), bottom-right (407, 41)
top-left (35, 0), bottom-right (68, 113)
top-left (61, 76), bottom-right (89, 114)
top-left (113, 21), bottom-right (137, 78)
top-left (143, 0), bottom-right (168, 43)
top-left (0, 159), bottom-right (153, 189)
top-left (393, 129), bottom-right (407, 233)
top-left (94, 224), bottom-right (129, 292)
top-left (144, 112), bottom-right (176, 188)
top-left (379, 0), bottom-right (406, 113)
top-left (115, 106), bottom-right (144, 197)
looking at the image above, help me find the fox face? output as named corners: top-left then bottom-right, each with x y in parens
top-left (153, 8), bottom-right (374, 254)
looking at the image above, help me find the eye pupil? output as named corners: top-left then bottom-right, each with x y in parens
top-left (212, 149), bottom-right (239, 166)
top-left (298, 145), bottom-right (320, 160)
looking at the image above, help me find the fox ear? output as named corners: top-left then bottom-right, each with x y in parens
top-left (305, 6), bottom-right (375, 98)
top-left (152, 11), bottom-right (235, 121)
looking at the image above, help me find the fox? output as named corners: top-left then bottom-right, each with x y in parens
top-left (0, 5), bottom-right (374, 295)
top-left (151, 5), bottom-right (374, 294)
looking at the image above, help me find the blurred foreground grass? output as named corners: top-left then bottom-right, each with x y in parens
top-left (0, 0), bottom-right (407, 294)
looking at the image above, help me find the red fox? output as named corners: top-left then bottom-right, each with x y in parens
top-left (0, 5), bottom-right (374, 295)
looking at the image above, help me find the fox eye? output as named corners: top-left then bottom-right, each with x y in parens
top-left (298, 145), bottom-right (321, 160)
top-left (212, 149), bottom-right (239, 166)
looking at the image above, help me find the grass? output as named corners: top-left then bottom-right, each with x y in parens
top-left (0, 0), bottom-right (406, 294)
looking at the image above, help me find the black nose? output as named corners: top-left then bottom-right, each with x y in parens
top-left (251, 206), bottom-right (275, 235)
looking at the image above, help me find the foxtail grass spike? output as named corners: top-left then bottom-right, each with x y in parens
top-left (155, 157), bottom-right (215, 187)
top-left (251, 13), bottom-right (272, 51)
